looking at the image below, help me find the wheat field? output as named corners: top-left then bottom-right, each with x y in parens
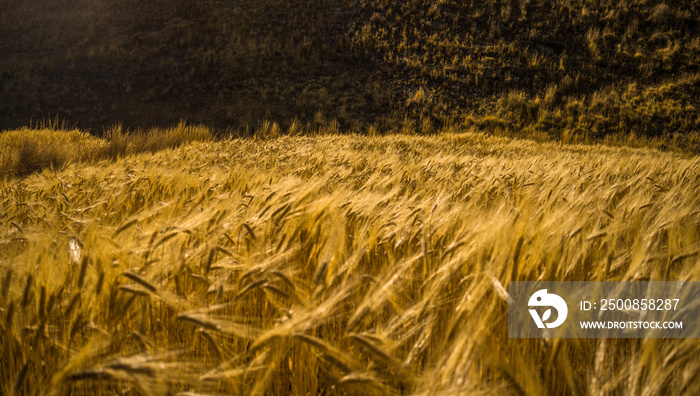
top-left (1, 131), bottom-right (699, 395)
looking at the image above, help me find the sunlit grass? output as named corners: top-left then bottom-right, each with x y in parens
top-left (0, 122), bottom-right (212, 178)
top-left (1, 131), bottom-right (699, 394)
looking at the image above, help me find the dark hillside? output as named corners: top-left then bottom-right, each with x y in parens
top-left (350, 0), bottom-right (700, 141)
top-left (1, 0), bottom-right (699, 144)
top-left (0, 0), bottom-right (385, 132)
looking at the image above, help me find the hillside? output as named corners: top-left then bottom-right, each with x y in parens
top-left (1, 133), bottom-right (699, 394)
top-left (1, 0), bottom-right (699, 146)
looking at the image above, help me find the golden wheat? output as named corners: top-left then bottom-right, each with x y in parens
top-left (0, 130), bottom-right (699, 395)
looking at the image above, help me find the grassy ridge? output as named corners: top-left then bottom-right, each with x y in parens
top-left (1, 122), bottom-right (694, 179)
top-left (1, 0), bottom-right (699, 145)
top-left (1, 133), bottom-right (699, 394)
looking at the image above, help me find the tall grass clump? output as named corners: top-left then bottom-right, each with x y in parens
top-left (0, 128), bottom-right (106, 176)
top-left (104, 121), bottom-right (212, 157)
top-left (1, 122), bottom-right (213, 178)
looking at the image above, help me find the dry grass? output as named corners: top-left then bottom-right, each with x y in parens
top-left (1, 132), bottom-right (699, 395)
top-left (0, 128), bottom-right (107, 176)
top-left (0, 122), bottom-right (212, 177)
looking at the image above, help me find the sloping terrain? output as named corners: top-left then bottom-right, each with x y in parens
top-left (1, 0), bottom-right (699, 146)
top-left (0, 0), bottom-right (383, 131)
top-left (351, 0), bottom-right (700, 140)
